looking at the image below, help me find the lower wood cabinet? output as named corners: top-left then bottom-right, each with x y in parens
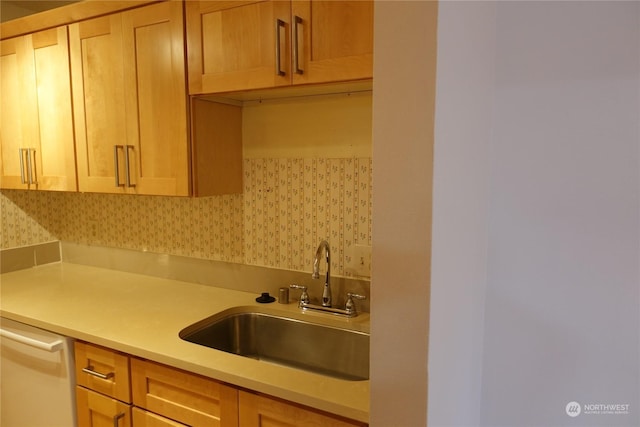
top-left (76, 387), bottom-right (132, 427)
top-left (75, 341), bottom-right (366, 427)
top-left (75, 341), bottom-right (131, 403)
top-left (131, 358), bottom-right (238, 427)
top-left (239, 391), bottom-right (366, 427)
top-left (132, 408), bottom-right (188, 427)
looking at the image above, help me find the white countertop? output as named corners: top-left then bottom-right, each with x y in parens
top-left (0, 262), bottom-right (369, 423)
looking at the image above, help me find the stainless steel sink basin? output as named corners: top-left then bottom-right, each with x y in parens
top-left (179, 309), bottom-right (369, 381)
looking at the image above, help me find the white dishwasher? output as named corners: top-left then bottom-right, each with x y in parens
top-left (0, 317), bottom-right (76, 427)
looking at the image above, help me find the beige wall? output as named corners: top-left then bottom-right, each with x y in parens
top-left (370, 1), bottom-right (438, 426)
top-left (0, 94), bottom-right (372, 278)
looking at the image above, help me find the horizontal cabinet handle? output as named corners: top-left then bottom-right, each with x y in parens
top-left (82, 365), bottom-right (114, 380)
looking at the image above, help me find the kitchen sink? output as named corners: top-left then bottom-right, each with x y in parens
top-left (179, 308), bottom-right (369, 381)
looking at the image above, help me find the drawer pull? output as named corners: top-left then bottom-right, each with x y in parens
top-left (113, 412), bottom-right (125, 427)
top-left (82, 365), bottom-right (114, 380)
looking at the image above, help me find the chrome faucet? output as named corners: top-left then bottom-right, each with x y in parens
top-left (312, 240), bottom-right (331, 307)
top-left (287, 240), bottom-right (366, 317)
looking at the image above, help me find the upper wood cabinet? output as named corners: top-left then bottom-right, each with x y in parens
top-left (186, 0), bottom-right (373, 94)
top-left (290, 1), bottom-right (373, 86)
top-left (0, 26), bottom-right (77, 191)
top-left (186, 0), bottom-right (291, 94)
top-left (69, 1), bottom-right (191, 196)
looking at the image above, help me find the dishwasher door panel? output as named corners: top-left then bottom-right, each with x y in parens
top-left (0, 317), bottom-right (76, 427)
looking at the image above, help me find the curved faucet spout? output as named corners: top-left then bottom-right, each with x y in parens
top-left (312, 240), bottom-right (331, 307)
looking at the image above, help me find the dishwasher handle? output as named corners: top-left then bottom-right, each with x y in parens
top-left (0, 328), bottom-right (64, 352)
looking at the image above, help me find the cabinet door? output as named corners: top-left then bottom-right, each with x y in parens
top-left (76, 387), bottom-right (132, 427)
top-left (238, 391), bottom-right (367, 427)
top-left (70, 14), bottom-right (128, 194)
top-left (121, 1), bottom-right (190, 196)
top-left (186, 0), bottom-right (291, 94)
top-left (0, 36), bottom-right (30, 189)
top-left (0, 27), bottom-right (76, 191)
top-left (291, 0), bottom-right (373, 85)
top-left (30, 27), bottom-right (78, 191)
top-left (131, 358), bottom-right (239, 427)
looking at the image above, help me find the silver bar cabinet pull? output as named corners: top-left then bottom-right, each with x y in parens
top-left (114, 145), bottom-right (124, 187)
top-left (113, 412), bottom-right (125, 427)
top-left (293, 16), bottom-right (303, 74)
top-left (82, 365), bottom-right (114, 380)
top-left (26, 148), bottom-right (36, 185)
top-left (275, 19), bottom-right (286, 76)
top-left (124, 145), bottom-right (135, 188)
top-left (18, 148), bottom-right (26, 184)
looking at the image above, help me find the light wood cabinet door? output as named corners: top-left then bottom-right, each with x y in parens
top-left (0, 36), bottom-right (29, 189)
top-left (76, 387), bottom-right (132, 427)
top-left (186, 0), bottom-right (291, 94)
top-left (131, 358), bottom-right (239, 427)
top-left (291, 0), bottom-right (373, 85)
top-left (0, 27), bottom-right (77, 191)
top-left (121, 1), bottom-right (190, 196)
top-left (69, 13), bottom-right (127, 194)
top-left (70, 1), bottom-right (189, 195)
top-left (238, 391), bottom-right (367, 427)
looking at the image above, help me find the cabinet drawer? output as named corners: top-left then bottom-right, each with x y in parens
top-left (132, 407), bottom-right (188, 427)
top-left (239, 391), bottom-right (367, 427)
top-left (75, 341), bottom-right (131, 402)
top-left (76, 386), bottom-right (132, 427)
top-left (131, 358), bottom-right (238, 427)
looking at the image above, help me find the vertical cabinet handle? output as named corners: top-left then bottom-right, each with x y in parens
top-left (18, 148), bottom-right (37, 186)
top-left (124, 145), bottom-right (135, 188)
top-left (26, 148), bottom-right (36, 185)
top-left (114, 145), bottom-right (124, 187)
top-left (114, 145), bottom-right (135, 188)
top-left (293, 16), bottom-right (303, 75)
top-left (275, 19), bottom-right (286, 76)
top-left (113, 412), bottom-right (125, 427)
top-left (18, 149), bottom-right (27, 184)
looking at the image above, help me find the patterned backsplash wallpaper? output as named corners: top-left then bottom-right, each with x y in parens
top-left (0, 157), bottom-right (372, 277)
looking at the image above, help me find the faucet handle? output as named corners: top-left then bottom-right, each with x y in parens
top-left (289, 284), bottom-right (310, 307)
top-left (345, 293), bottom-right (367, 315)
